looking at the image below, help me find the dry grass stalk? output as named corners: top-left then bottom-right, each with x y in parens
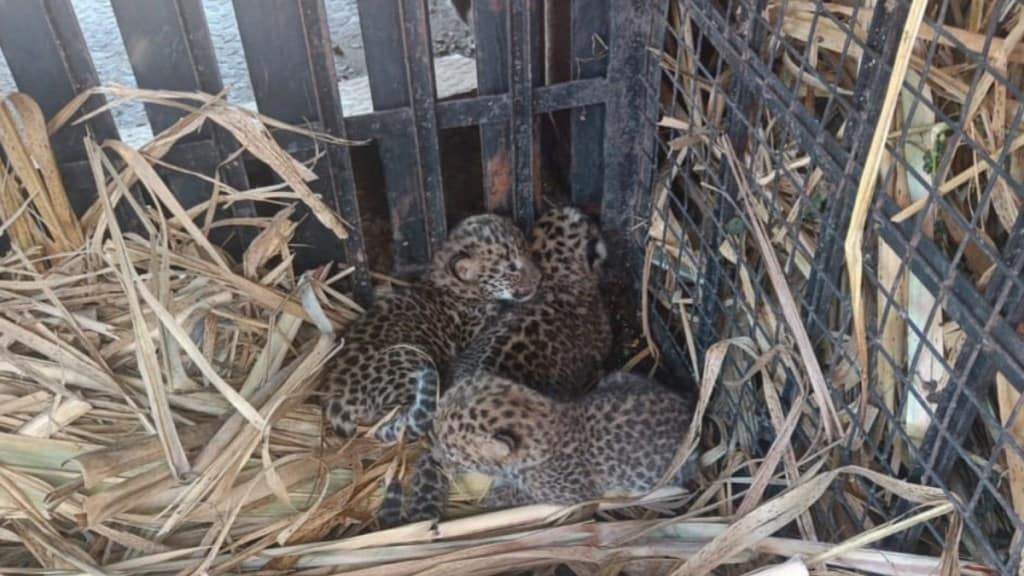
top-left (0, 94), bottom-right (84, 265)
top-left (0, 88), bottom-right (384, 572)
top-left (843, 0), bottom-right (930, 431)
top-left (892, 131), bottom-right (1024, 223)
top-left (894, 70), bottom-right (946, 448)
top-left (719, 136), bottom-right (840, 441)
top-left (997, 368), bottom-right (1024, 522)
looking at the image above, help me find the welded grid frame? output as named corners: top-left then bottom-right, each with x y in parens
top-left (0, 0), bottom-right (667, 309)
top-left (643, 0), bottom-right (1024, 570)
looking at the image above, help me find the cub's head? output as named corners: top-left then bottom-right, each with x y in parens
top-left (433, 374), bottom-right (555, 475)
top-left (529, 206), bottom-right (606, 281)
top-left (429, 214), bottom-right (541, 302)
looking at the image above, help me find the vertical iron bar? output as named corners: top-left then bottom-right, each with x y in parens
top-left (508, 0), bottom-right (542, 228)
top-left (601, 0), bottom-right (669, 376)
top-left (300, 0), bottom-right (372, 302)
top-left (358, 0), bottom-right (444, 274)
top-left (601, 0), bottom-right (667, 269)
top-left (110, 0), bottom-right (256, 251)
top-left (399, 0), bottom-right (446, 250)
top-left (0, 0), bottom-right (119, 213)
top-left (233, 0), bottom-right (371, 303)
top-left (474, 0), bottom-right (514, 215)
top-left (570, 0), bottom-right (610, 215)
top-left (358, 0), bottom-right (427, 271)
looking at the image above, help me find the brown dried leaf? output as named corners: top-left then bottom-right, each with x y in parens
top-left (243, 204), bottom-right (298, 279)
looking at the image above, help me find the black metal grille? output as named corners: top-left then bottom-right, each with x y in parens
top-left (645, 0), bottom-right (1024, 569)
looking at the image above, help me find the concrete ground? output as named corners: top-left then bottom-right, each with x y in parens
top-left (0, 0), bottom-right (474, 135)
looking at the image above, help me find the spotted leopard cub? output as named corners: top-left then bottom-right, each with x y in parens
top-left (452, 205), bottom-right (611, 394)
top-left (321, 214), bottom-right (540, 442)
top-left (380, 206), bottom-right (612, 526)
top-left (430, 371), bottom-right (699, 509)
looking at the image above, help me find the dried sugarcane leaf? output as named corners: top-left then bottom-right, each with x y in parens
top-left (243, 204), bottom-right (297, 280)
top-left (74, 421), bottom-right (220, 489)
top-left (87, 139), bottom-right (192, 479)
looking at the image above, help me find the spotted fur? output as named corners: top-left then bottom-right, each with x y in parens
top-left (380, 206), bottom-right (612, 526)
top-left (320, 213), bottom-right (540, 442)
top-left (431, 371), bottom-right (698, 509)
top-left (452, 205), bottom-right (611, 394)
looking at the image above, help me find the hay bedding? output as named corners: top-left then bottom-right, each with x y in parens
top-left (0, 84), bottom-right (982, 576)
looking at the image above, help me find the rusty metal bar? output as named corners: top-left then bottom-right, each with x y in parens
top-left (0, 0), bottom-right (120, 214)
top-left (110, 0), bottom-right (256, 252)
top-left (570, 0), bottom-right (610, 215)
top-left (399, 0), bottom-right (446, 251)
top-left (508, 0), bottom-right (543, 228)
top-left (474, 0), bottom-right (514, 215)
top-left (233, 0), bottom-right (371, 302)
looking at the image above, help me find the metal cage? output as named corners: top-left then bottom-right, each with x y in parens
top-left (648, 0), bottom-right (1024, 570)
top-left (1, 0), bottom-right (1023, 571)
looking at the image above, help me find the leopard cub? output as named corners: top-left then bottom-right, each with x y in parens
top-left (429, 371), bottom-right (699, 509)
top-left (451, 205), bottom-right (612, 395)
top-left (379, 206), bottom-right (612, 526)
top-left (320, 213), bottom-right (541, 442)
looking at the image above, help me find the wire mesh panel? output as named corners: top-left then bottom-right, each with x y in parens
top-left (644, 0), bottom-right (1024, 570)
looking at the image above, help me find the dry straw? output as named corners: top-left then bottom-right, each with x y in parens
top-left (0, 20), bottom-right (997, 572)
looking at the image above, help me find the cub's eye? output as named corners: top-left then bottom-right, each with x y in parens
top-left (507, 261), bottom-right (521, 272)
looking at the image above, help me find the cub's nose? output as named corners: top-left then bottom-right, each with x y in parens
top-left (513, 266), bottom-right (541, 301)
top-left (520, 261), bottom-right (542, 298)
top-left (512, 285), bottom-right (537, 302)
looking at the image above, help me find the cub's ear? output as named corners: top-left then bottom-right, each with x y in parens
top-left (481, 428), bottom-right (519, 462)
top-left (586, 236), bottom-right (607, 271)
top-left (448, 250), bottom-right (480, 282)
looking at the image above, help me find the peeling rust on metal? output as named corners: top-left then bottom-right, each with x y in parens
top-left (484, 147), bottom-right (512, 212)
